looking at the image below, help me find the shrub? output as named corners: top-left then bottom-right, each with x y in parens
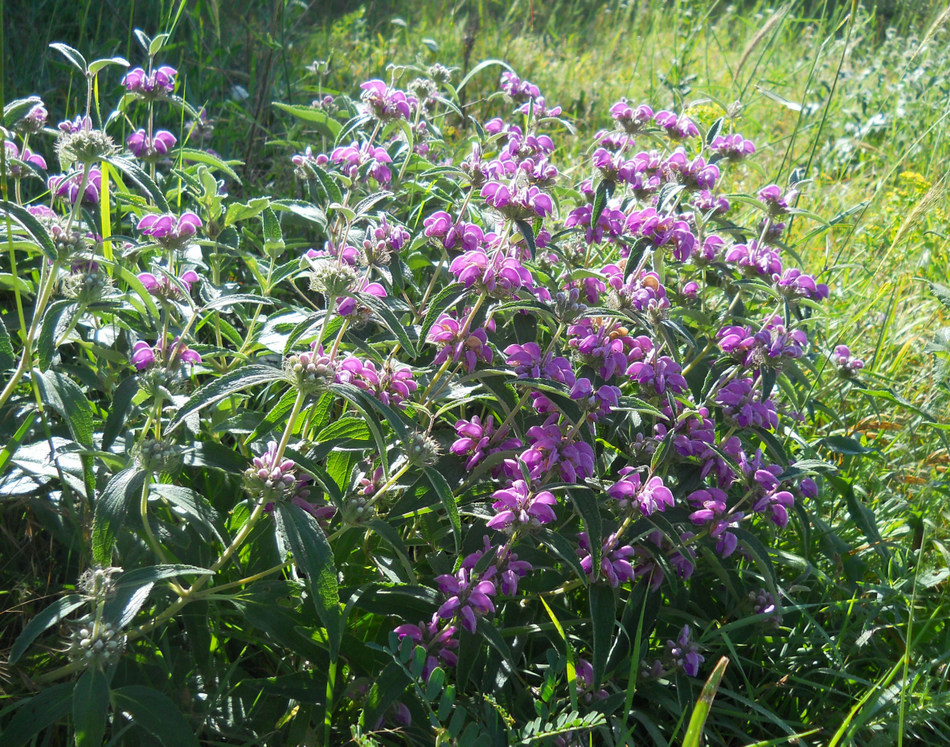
top-left (1, 33), bottom-right (860, 745)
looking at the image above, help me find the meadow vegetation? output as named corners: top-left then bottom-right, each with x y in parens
top-left (1, 1), bottom-right (948, 744)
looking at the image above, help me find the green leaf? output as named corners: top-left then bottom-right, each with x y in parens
top-left (355, 292), bottom-right (417, 357)
top-left (274, 503), bottom-right (342, 659)
top-left (168, 364), bottom-right (286, 432)
top-left (37, 300), bottom-right (80, 370)
top-left (73, 666), bottom-right (110, 747)
top-left (179, 147), bottom-right (242, 182)
top-left (538, 528), bottom-right (588, 582)
top-left (0, 682), bottom-right (73, 746)
top-left (273, 102), bottom-right (343, 139)
top-left (271, 199), bottom-right (327, 229)
top-left (35, 369), bottom-right (93, 446)
top-left (424, 468), bottom-right (461, 551)
top-left (0, 315), bottom-right (15, 370)
top-left (261, 207), bottom-right (285, 255)
top-left (113, 563), bottom-right (215, 590)
top-left (360, 661), bottom-right (410, 729)
top-left (0, 199), bottom-right (58, 260)
top-left (514, 219), bottom-right (536, 259)
top-left (683, 657), bottom-right (730, 747)
top-left (49, 42), bottom-right (87, 73)
top-left (148, 32), bottom-right (171, 57)
top-left (456, 59), bottom-right (514, 94)
top-left (102, 377), bottom-right (139, 450)
top-left (104, 156), bottom-right (169, 211)
top-left (87, 56), bottom-right (129, 76)
top-left (9, 594), bottom-right (84, 664)
top-left (419, 283), bottom-right (468, 345)
top-left (91, 468), bottom-right (146, 564)
top-left (224, 196), bottom-right (270, 225)
top-left (589, 584), bottom-right (614, 688)
top-left (3, 96), bottom-right (44, 128)
top-left (591, 179), bottom-right (614, 232)
top-left (151, 484), bottom-right (225, 544)
top-left (567, 487), bottom-right (601, 579)
top-left (111, 685), bottom-right (199, 747)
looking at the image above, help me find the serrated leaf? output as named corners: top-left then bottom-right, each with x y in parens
top-left (355, 291), bottom-right (416, 357)
top-left (104, 156), bottom-right (169, 211)
top-left (91, 468), bottom-right (146, 564)
top-left (2, 96), bottom-right (43, 127)
top-left (8, 594), bottom-right (84, 664)
top-left (705, 116), bottom-right (724, 145)
top-left (73, 666), bottom-right (110, 747)
top-left (274, 502), bottom-right (342, 658)
top-left (261, 207), bottom-right (285, 254)
top-left (102, 376), bottom-right (138, 451)
top-left (111, 686), bottom-right (199, 747)
top-left (151, 484), bottom-right (225, 544)
top-left (0, 316), bottom-right (15, 370)
top-left (591, 179), bottom-right (614, 231)
top-left (168, 364), bottom-right (286, 432)
top-left (0, 682), bottom-right (73, 746)
top-left (35, 369), bottom-right (93, 446)
top-left (0, 199), bottom-right (58, 260)
top-left (36, 300), bottom-right (79, 370)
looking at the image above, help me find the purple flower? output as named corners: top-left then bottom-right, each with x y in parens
top-left (329, 141), bottom-right (392, 184)
top-left (710, 133), bottom-right (756, 160)
top-left (831, 344), bottom-right (864, 378)
top-left (132, 337), bottom-right (201, 371)
top-left (49, 168), bottom-right (102, 205)
top-left (336, 355), bottom-right (417, 408)
top-left (758, 184), bottom-right (798, 215)
top-left (500, 72), bottom-right (541, 102)
top-left (451, 415), bottom-right (495, 470)
top-left (723, 239), bottom-right (782, 277)
top-left (337, 280), bottom-right (387, 318)
top-left (127, 129), bottom-right (177, 160)
top-left (427, 313), bottom-right (493, 374)
top-left (486, 479), bottom-right (557, 531)
top-left (626, 353), bottom-right (688, 396)
top-left (609, 99), bottom-right (654, 134)
top-left (449, 249), bottom-right (533, 298)
top-left (16, 102), bottom-right (48, 134)
top-left (435, 568), bottom-right (496, 633)
top-left (520, 414), bottom-right (595, 484)
top-left (774, 268), bottom-right (829, 301)
top-left (608, 469), bottom-right (674, 516)
top-left (578, 531), bottom-right (636, 587)
top-left (138, 268), bottom-right (200, 300)
top-left (654, 110), bottom-right (699, 139)
top-left (714, 377), bottom-right (779, 430)
top-left (138, 211), bottom-right (203, 247)
top-left (393, 614), bottom-right (459, 679)
top-left (4, 141), bottom-right (47, 178)
top-left (360, 79), bottom-right (415, 121)
top-left (570, 378), bottom-right (621, 422)
top-left (668, 625), bottom-right (704, 676)
top-left (123, 65), bottom-right (177, 97)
